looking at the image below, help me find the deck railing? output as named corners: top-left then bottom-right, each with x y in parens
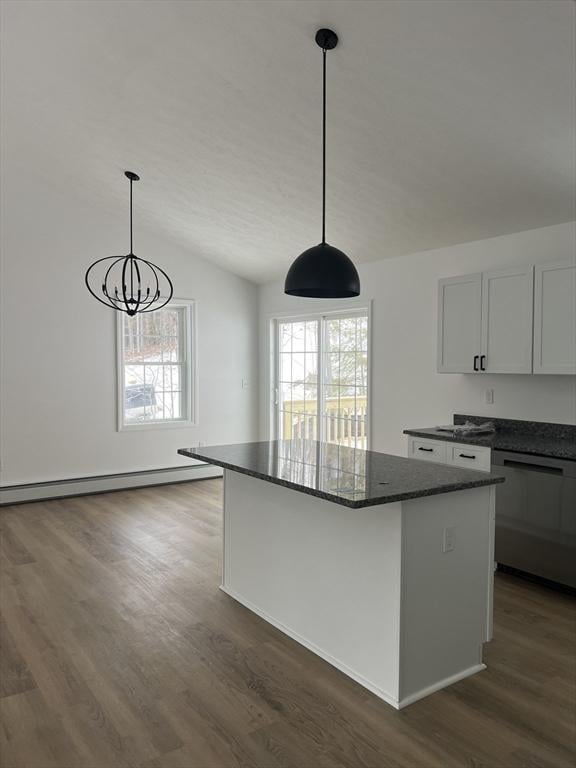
top-left (282, 396), bottom-right (368, 449)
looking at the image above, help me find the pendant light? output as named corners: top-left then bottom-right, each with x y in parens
top-left (285, 29), bottom-right (360, 298)
top-left (85, 172), bottom-right (174, 316)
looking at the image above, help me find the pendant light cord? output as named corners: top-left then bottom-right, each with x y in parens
top-left (129, 177), bottom-right (134, 255)
top-left (322, 47), bottom-right (327, 244)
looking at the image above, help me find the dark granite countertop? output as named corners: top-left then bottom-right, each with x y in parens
top-left (178, 440), bottom-right (503, 509)
top-left (404, 415), bottom-right (576, 461)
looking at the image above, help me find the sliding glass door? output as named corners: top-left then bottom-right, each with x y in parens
top-left (275, 311), bottom-right (369, 449)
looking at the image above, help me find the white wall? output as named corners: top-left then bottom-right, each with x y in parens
top-left (0, 172), bottom-right (259, 485)
top-left (259, 222), bottom-right (576, 456)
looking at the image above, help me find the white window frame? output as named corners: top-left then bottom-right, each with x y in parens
top-left (116, 299), bottom-right (198, 431)
top-left (269, 303), bottom-right (372, 449)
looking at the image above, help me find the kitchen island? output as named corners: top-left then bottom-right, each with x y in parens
top-left (178, 440), bottom-right (504, 709)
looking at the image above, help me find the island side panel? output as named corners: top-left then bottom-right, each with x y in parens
top-left (222, 470), bottom-right (404, 706)
top-left (398, 485), bottom-right (493, 706)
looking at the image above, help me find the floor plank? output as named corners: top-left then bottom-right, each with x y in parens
top-left (0, 617), bottom-right (38, 699)
top-left (0, 478), bottom-right (574, 768)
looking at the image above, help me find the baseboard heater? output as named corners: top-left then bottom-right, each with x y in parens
top-left (0, 463), bottom-right (222, 506)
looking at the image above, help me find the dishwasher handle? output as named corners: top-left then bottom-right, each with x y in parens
top-left (502, 459), bottom-right (563, 475)
top-left (492, 449), bottom-right (576, 478)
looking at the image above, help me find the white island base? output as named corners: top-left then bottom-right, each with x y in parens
top-left (221, 470), bottom-right (496, 709)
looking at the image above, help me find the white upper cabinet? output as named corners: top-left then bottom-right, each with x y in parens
top-left (481, 266), bottom-right (534, 374)
top-left (533, 262), bottom-right (576, 374)
top-left (438, 261), bottom-right (574, 375)
top-left (437, 274), bottom-right (482, 373)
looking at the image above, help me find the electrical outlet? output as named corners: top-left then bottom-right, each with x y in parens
top-left (484, 388), bottom-right (494, 405)
top-left (443, 526), bottom-right (455, 553)
top-left (241, 378), bottom-right (249, 389)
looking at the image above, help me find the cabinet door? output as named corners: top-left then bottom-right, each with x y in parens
top-left (437, 274), bottom-right (481, 373)
top-left (481, 266), bottom-right (534, 373)
top-left (533, 262), bottom-right (576, 374)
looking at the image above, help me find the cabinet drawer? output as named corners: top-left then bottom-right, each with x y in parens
top-left (408, 437), bottom-right (447, 463)
top-left (446, 443), bottom-right (491, 472)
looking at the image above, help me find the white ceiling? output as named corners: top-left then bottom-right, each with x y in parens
top-left (2, 0), bottom-right (574, 283)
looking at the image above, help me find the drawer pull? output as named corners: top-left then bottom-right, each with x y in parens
top-left (459, 453), bottom-right (476, 459)
top-left (418, 447), bottom-right (434, 452)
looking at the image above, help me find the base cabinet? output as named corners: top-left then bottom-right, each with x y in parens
top-left (406, 435), bottom-right (494, 640)
top-left (224, 469), bottom-right (494, 708)
top-left (407, 436), bottom-right (491, 472)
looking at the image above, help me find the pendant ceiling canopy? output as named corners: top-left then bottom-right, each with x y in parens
top-left (85, 172), bottom-right (174, 316)
top-left (285, 29), bottom-right (360, 299)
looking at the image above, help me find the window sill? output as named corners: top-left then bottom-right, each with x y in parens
top-left (118, 419), bottom-right (197, 433)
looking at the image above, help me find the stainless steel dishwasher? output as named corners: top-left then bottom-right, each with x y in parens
top-left (491, 451), bottom-right (576, 589)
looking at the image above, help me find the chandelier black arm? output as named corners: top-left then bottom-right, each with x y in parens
top-left (85, 255), bottom-right (142, 315)
top-left (86, 257), bottom-right (173, 314)
top-left (138, 296), bottom-right (174, 313)
top-left (95, 255), bottom-right (173, 313)
top-left (120, 255), bottom-right (131, 311)
top-left (120, 261), bottom-right (158, 311)
top-left (97, 286), bottom-right (145, 315)
top-left (106, 293), bottom-right (131, 312)
top-left (132, 255), bottom-right (144, 307)
top-left (120, 255), bottom-right (143, 313)
top-left (87, 286), bottom-right (129, 314)
top-left (140, 257), bottom-right (172, 301)
top-left (143, 256), bottom-right (160, 303)
top-left (137, 260), bottom-right (174, 312)
top-left (103, 255), bottom-right (127, 300)
top-left (135, 294), bottom-right (164, 309)
top-left (85, 256), bottom-right (126, 309)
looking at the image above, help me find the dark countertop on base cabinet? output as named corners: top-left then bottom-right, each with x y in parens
top-left (404, 415), bottom-right (576, 462)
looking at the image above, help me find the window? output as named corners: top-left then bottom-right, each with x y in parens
top-left (274, 310), bottom-right (369, 449)
top-left (117, 302), bottom-right (196, 430)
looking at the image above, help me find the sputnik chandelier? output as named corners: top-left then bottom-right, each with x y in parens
top-left (85, 172), bottom-right (173, 316)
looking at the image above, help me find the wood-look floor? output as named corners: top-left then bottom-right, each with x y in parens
top-left (1, 479), bottom-right (574, 768)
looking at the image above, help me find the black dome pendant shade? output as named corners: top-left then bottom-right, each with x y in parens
top-left (85, 172), bottom-right (174, 316)
top-left (285, 243), bottom-right (360, 298)
top-left (285, 29), bottom-right (360, 298)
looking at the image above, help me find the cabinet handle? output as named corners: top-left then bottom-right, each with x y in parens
top-left (473, 355), bottom-right (479, 371)
top-left (418, 447), bottom-right (434, 452)
top-left (459, 453), bottom-right (476, 459)
top-left (480, 355), bottom-right (486, 371)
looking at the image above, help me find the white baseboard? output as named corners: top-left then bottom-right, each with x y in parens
top-left (220, 584), bottom-right (487, 710)
top-left (220, 584), bottom-right (402, 710)
top-left (0, 464), bottom-right (223, 505)
top-left (398, 664), bottom-right (486, 709)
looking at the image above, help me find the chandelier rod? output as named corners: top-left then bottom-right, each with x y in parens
top-left (129, 175), bottom-right (134, 255)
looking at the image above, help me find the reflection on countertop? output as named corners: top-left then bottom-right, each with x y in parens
top-left (178, 440), bottom-right (503, 509)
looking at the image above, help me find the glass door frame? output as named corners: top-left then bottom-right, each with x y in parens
top-left (270, 304), bottom-right (372, 449)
